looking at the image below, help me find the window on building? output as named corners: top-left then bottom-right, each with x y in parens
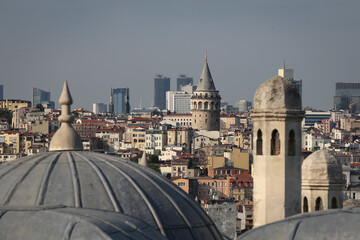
top-left (177, 182), bottom-right (186, 187)
top-left (256, 129), bottom-right (263, 155)
top-left (173, 167), bottom-right (176, 171)
top-left (303, 197), bottom-right (309, 213)
top-left (271, 129), bottom-right (280, 155)
top-left (288, 129), bottom-right (295, 156)
top-left (331, 197), bottom-right (337, 209)
top-left (315, 197), bottom-right (323, 211)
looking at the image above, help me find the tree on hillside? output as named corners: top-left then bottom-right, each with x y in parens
top-left (0, 110), bottom-right (12, 125)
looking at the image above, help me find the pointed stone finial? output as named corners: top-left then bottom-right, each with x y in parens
top-left (139, 152), bottom-right (148, 167)
top-left (49, 81), bottom-right (83, 151)
top-left (205, 51), bottom-right (207, 62)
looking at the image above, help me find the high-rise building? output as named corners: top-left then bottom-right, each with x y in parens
top-left (278, 67), bottom-right (302, 98)
top-left (176, 74), bottom-right (193, 91)
top-left (334, 83), bottom-right (360, 113)
top-left (112, 88), bottom-right (130, 114)
top-left (166, 84), bottom-right (194, 114)
top-left (154, 75), bottom-right (170, 110)
top-left (0, 85), bottom-right (3, 100)
top-left (32, 88), bottom-right (55, 109)
top-left (166, 91), bottom-right (192, 114)
top-left (191, 54), bottom-right (221, 131)
top-left (93, 103), bottom-right (107, 114)
top-left (237, 100), bottom-right (252, 112)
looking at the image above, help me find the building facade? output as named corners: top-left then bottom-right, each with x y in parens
top-left (154, 75), bottom-right (170, 110)
top-left (32, 88), bottom-right (55, 109)
top-left (112, 88), bottom-right (130, 114)
top-left (93, 103), bottom-right (107, 114)
top-left (176, 74), bottom-right (193, 91)
top-left (334, 82), bottom-right (360, 112)
top-left (191, 56), bottom-right (221, 131)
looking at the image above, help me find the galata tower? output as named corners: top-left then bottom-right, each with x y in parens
top-left (191, 53), bottom-right (221, 131)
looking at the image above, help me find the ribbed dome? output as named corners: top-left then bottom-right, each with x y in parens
top-left (239, 207), bottom-right (360, 240)
top-left (0, 206), bottom-right (167, 240)
top-left (302, 150), bottom-right (344, 184)
top-left (253, 76), bottom-right (301, 110)
top-left (0, 151), bottom-right (221, 239)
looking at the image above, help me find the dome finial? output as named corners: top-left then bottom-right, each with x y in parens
top-left (139, 152), bottom-right (148, 167)
top-left (49, 81), bottom-right (83, 151)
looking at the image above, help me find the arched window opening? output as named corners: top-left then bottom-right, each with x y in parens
top-left (204, 102), bottom-right (209, 110)
top-left (331, 197), bottom-right (338, 209)
top-left (198, 102), bottom-right (203, 109)
top-left (271, 129), bottom-right (280, 155)
top-left (315, 197), bottom-right (323, 211)
top-left (205, 93), bottom-right (208, 98)
top-left (256, 129), bottom-right (263, 155)
top-left (210, 102), bottom-right (214, 110)
top-left (288, 130), bottom-right (295, 156)
top-left (193, 102), bottom-right (197, 110)
top-left (215, 102), bottom-right (219, 110)
top-left (303, 197), bottom-right (309, 213)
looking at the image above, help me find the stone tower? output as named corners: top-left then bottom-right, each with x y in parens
top-left (191, 54), bottom-right (221, 131)
top-left (251, 76), bottom-right (304, 227)
top-left (302, 150), bottom-right (345, 213)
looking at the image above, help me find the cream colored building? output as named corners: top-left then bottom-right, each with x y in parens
top-left (0, 99), bottom-right (31, 112)
top-left (251, 76), bottom-right (304, 227)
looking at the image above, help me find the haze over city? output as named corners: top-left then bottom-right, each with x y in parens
top-left (1, 0), bottom-right (359, 110)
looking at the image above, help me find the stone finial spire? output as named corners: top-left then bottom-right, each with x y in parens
top-left (49, 81), bottom-right (83, 151)
top-left (139, 152), bottom-right (148, 167)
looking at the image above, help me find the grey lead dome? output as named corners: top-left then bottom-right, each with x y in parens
top-left (0, 151), bottom-right (222, 239)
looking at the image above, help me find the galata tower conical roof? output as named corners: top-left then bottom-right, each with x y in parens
top-left (195, 53), bottom-right (217, 91)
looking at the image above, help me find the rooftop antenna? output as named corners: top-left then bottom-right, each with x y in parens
top-left (140, 98), bottom-right (142, 108)
top-left (283, 60), bottom-right (286, 69)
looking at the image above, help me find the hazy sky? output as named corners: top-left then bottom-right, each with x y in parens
top-left (1, 0), bottom-right (360, 111)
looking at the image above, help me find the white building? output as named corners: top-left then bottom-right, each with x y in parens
top-left (166, 90), bottom-right (192, 113)
top-left (302, 131), bottom-right (330, 151)
top-left (145, 129), bottom-right (167, 154)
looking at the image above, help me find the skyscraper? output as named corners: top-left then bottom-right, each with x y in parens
top-left (278, 66), bottom-right (302, 98)
top-left (0, 85), bottom-right (3, 100)
top-left (154, 75), bottom-right (170, 110)
top-left (176, 74), bottom-right (193, 91)
top-left (112, 88), bottom-right (130, 114)
top-left (334, 83), bottom-right (360, 112)
top-left (32, 88), bottom-right (55, 109)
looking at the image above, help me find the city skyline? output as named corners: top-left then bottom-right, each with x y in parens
top-left (1, 1), bottom-right (360, 111)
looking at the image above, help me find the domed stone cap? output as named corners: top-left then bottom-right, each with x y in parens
top-left (0, 151), bottom-right (222, 239)
top-left (253, 76), bottom-right (301, 110)
top-left (239, 207), bottom-right (360, 240)
top-left (302, 150), bottom-right (344, 184)
top-left (0, 206), bottom-right (167, 240)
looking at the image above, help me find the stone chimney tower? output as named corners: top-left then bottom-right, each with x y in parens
top-left (251, 76), bottom-right (304, 227)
